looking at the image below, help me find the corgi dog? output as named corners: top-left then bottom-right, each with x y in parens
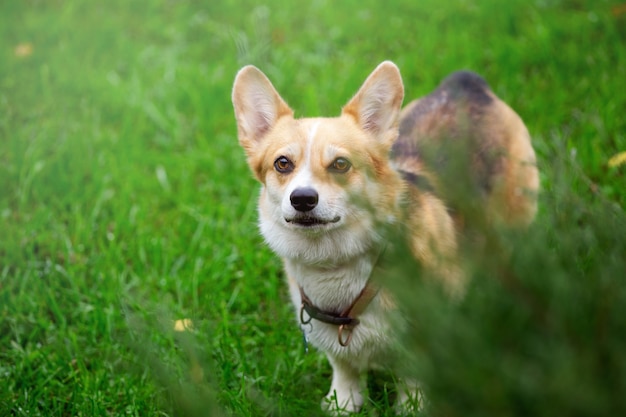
top-left (232, 61), bottom-right (538, 414)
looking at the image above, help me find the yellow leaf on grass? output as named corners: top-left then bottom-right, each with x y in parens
top-left (14, 43), bottom-right (33, 58)
top-left (174, 318), bottom-right (193, 332)
top-left (608, 151), bottom-right (626, 168)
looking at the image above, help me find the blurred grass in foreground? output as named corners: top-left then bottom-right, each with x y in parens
top-left (386, 142), bottom-right (626, 416)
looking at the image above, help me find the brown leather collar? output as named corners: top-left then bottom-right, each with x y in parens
top-left (299, 282), bottom-right (380, 347)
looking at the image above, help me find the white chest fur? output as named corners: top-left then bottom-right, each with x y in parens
top-left (283, 252), bottom-right (391, 365)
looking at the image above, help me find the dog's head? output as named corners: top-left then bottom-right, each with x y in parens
top-left (232, 62), bottom-right (405, 262)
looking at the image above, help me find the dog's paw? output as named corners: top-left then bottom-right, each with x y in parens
top-left (394, 385), bottom-right (424, 416)
top-left (321, 390), bottom-right (363, 416)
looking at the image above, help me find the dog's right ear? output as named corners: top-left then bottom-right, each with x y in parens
top-left (342, 61), bottom-right (404, 145)
top-left (232, 66), bottom-right (293, 153)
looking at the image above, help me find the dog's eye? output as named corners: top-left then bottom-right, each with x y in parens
top-left (329, 157), bottom-right (352, 173)
top-left (274, 156), bottom-right (294, 173)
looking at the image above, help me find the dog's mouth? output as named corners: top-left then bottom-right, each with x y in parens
top-left (285, 215), bottom-right (341, 227)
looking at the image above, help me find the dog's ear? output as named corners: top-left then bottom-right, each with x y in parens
top-left (342, 61), bottom-right (404, 142)
top-left (232, 66), bottom-right (293, 153)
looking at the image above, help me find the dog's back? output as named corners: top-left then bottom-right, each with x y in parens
top-left (392, 71), bottom-right (539, 228)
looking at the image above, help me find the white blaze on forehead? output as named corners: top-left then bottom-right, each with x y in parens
top-left (283, 120), bottom-right (320, 199)
top-left (296, 120), bottom-right (320, 186)
top-left (304, 120), bottom-right (320, 167)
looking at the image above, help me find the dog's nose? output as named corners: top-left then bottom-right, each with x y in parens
top-left (290, 187), bottom-right (318, 212)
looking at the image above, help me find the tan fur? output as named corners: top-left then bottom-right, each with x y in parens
top-left (232, 62), bottom-right (538, 414)
top-left (484, 99), bottom-right (539, 226)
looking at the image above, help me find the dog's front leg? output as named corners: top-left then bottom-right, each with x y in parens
top-left (395, 378), bottom-right (424, 415)
top-left (322, 354), bottom-right (364, 415)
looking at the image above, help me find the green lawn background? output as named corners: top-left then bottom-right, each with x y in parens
top-left (1, 0), bottom-right (625, 415)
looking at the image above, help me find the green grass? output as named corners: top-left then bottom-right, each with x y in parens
top-left (1, 0), bottom-right (625, 416)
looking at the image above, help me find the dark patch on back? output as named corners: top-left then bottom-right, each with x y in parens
top-left (439, 70), bottom-right (493, 106)
top-left (392, 70), bottom-right (502, 202)
top-left (393, 71), bottom-right (492, 160)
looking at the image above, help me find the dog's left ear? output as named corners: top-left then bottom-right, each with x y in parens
top-left (342, 61), bottom-right (404, 142)
top-left (342, 61), bottom-right (404, 138)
